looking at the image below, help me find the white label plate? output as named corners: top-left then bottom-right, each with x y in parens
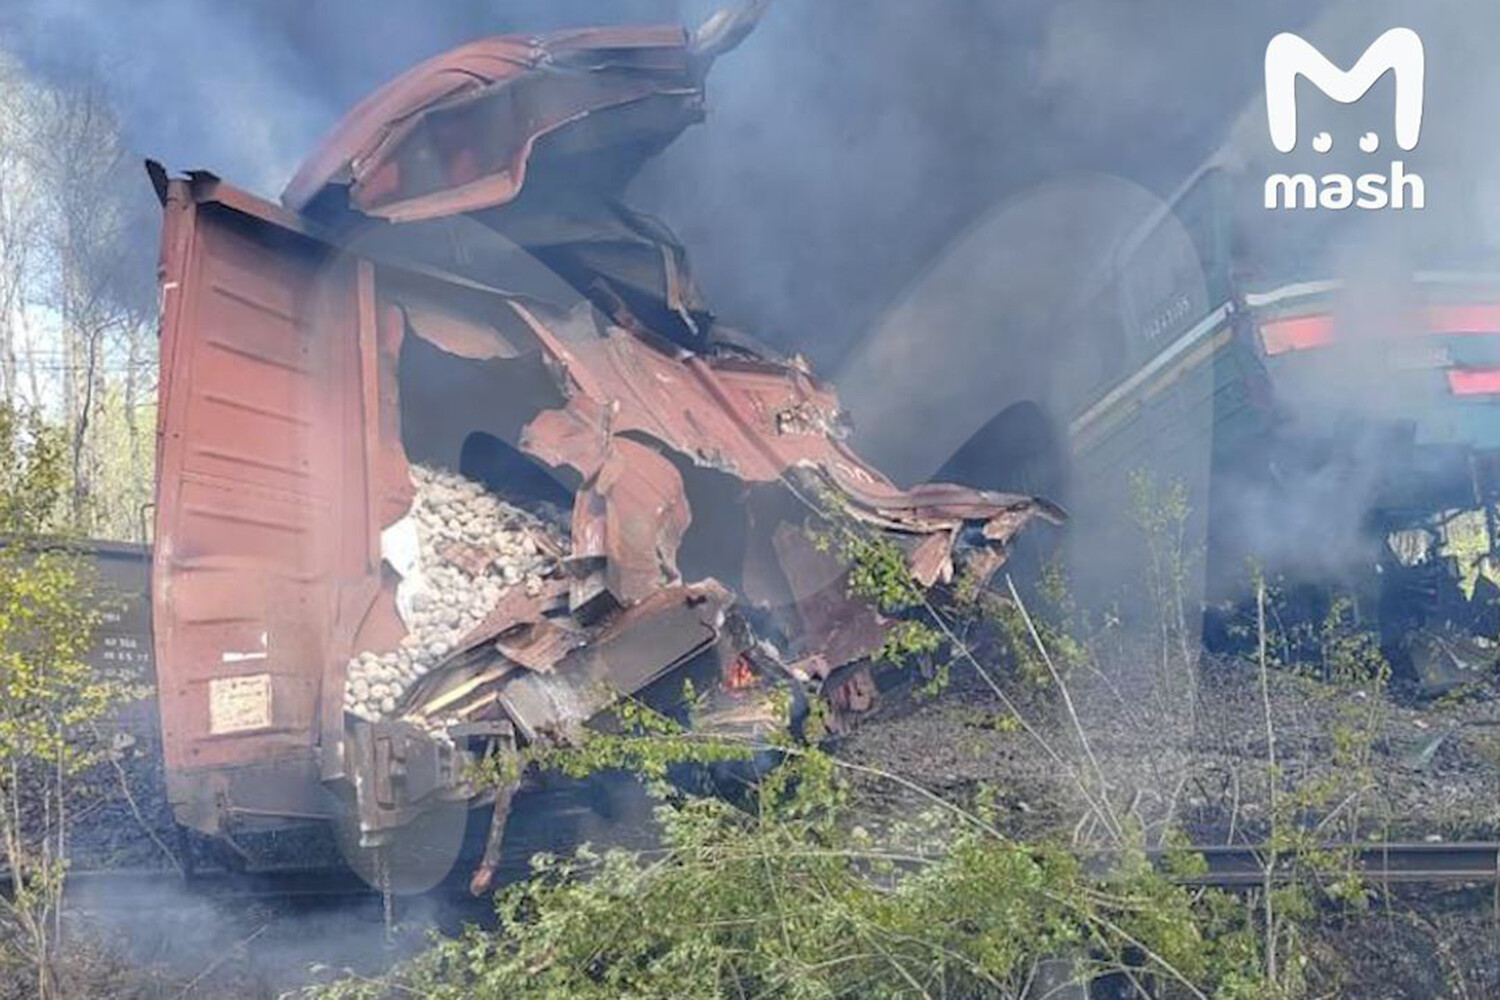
top-left (208, 673), bottom-right (273, 734)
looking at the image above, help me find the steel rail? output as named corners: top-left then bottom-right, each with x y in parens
top-left (13, 840), bottom-right (1500, 909)
top-left (1179, 840), bottom-right (1500, 888)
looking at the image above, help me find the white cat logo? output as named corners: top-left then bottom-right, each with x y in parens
top-left (1263, 27), bottom-right (1427, 210)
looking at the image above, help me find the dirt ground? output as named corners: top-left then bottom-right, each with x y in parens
top-left (22, 633), bottom-right (1500, 998)
top-left (835, 635), bottom-right (1500, 999)
top-left (838, 645), bottom-right (1500, 846)
top-left (1307, 886), bottom-right (1500, 1000)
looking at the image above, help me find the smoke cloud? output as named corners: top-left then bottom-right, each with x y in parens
top-left (5, 0), bottom-right (1496, 606)
top-left (0, 0), bottom-right (1327, 368)
top-left (7, 1), bottom-right (1500, 988)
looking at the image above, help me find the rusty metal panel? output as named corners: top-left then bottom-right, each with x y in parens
top-left (579, 438), bottom-right (691, 604)
top-left (770, 523), bottom-right (887, 669)
top-left (509, 299), bottom-right (1064, 567)
top-left (153, 179), bottom-right (388, 824)
top-left (497, 581), bottom-right (731, 742)
top-left (282, 27), bottom-right (696, 222)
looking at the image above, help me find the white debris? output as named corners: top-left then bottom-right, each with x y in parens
top-left (343, 463), bottom-right (565, 721)
top-left (380, 514), bottom-right (425, 627)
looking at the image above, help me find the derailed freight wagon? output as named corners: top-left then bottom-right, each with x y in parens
top-left (149, 6), bottom-right (1058, 892)
top-left (1063, 162), bottom-right (1500, 691)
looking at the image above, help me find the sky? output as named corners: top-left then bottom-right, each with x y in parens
top-left (0, 0), bottom-right (1329, 376)
top-left (4, 0), bottom-right (1494, 568)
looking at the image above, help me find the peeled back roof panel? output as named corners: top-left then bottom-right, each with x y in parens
top-left (281, 26), bottom-right (693, 222)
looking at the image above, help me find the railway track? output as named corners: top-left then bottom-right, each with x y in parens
top-left (30, 840), bottom-right (1500, 911)
top-left (1183, 840), bottom-right (1500, 888)
top-left (59, 865), bottom-right (387, 907)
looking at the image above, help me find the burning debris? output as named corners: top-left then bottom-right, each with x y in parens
top-left (343, 464), bottom-right (564, 720)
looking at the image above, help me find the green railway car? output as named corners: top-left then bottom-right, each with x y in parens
top-left (1064, 164), bottom-right (1500, 691)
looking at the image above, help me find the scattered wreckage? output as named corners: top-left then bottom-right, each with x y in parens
top-left (149, 5), bottom-right (1059, 892)
top-left (1062, 163), bottom-right (1500, 692)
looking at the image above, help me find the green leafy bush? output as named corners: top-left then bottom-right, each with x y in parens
top-left (0, 405), bottom-right (125, 999)
top-left (309, 710), bottom-right (1275, 1000)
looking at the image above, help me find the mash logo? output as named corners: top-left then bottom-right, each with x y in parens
top-left (1264, 27), bottom-right (1426, 210)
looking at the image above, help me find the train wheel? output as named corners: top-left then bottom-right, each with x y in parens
top-left (333, 797), bottom-right (469, 896)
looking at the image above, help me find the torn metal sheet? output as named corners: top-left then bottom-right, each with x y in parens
top-left (481, 197), bottom-right (715, 349)
top-left (584, 438), bottom-right (692, 604)
top-left (151, 2), bottom-right (1061, 865)
top-left (908, 530), bottom-right (957, 588)
top-left (770, 522), bottom-right (888, 670)
top-left (383, 286), bottom-right (1063, 685)
top-left (497, 581), bottom-right (733, 742)
top-left (1407, 625), bottom-right (1500, 695)
top-left (493, 618), bottom-right (584, 675)
top-left (505, 299), bottom-right (1064, 603)
top-left (399, 297), bottom-right (524, 361)
top-left (283, 27), bottom-right (703, 222)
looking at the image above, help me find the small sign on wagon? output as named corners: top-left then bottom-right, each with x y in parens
top-left (208, 673), bottom-right (274, 734)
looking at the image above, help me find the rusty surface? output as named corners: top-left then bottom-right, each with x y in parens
top-left (152, 181), bottom-right (379, 800)
top-left (493, 619), bottom-right (582, 675)
top-left (907, 530), bottom-right (957, 588)
top-left (496, 580), bottom-right (734, 742)
top-left (579, 438), bottom-right (692, 604)
top-left (506, 296), bottom-right (1062, 544)
top-left (282, 27), bottom-right (699, 222)
top-left (769, 522), bottom-right (888, 670)
top-left (155, 172), bottom-right (1060, 831)
top-left (502, 297), bottom-right (1063, 651)
top-left (820, 665), bottom-right (879, 733)
top-left (152, 7), bottom-right (1059, 844)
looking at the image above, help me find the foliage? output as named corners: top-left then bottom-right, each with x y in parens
top-left (807, 489), bottom-right (1090, 702)
top-left (809, 501), bottom-right (935, 625)
top-left (1127, 469), bottom-right (1198, 688)
top-left (79, 384), bottom-right (154, 542)
top-left (308, 460), bottom-right (1407, 1000)
top-left (0, 56), bottom-right (158, 543)
top-left (805, 495), bottom-right (950, 691)
top-left (1237, 563), bottom-right (1393, 997)
top-left (0, 404), bottom-right (125, 999)
top-left (481, 694), bottom-right (765, 790)
top-left (309, 724), bottom-right (1275, 1000)
top-left (1221, 574), bottom-right (1389, 687)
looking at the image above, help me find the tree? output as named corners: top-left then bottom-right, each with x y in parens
top-left (0, 403), bottom-right (120, 1000)
top-left (24, 78), bottom-right (157, 537)
top-left (0, 52), bottom-right (158, 543)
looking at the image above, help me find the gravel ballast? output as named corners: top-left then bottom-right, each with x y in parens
top-left (342, 464), bottom-right (565, 721)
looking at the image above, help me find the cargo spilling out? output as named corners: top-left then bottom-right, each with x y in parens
top-left (341, 463), bottom-right (565, 722)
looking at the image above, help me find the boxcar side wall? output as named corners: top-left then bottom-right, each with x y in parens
top-left (152, 177), bottom-right (387, 834)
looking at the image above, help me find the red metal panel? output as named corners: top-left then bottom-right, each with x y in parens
top-left (1261, 304), bottom-right (1500, 356)
top-left (281, 27), bottom-right (693, 222)
top-left (153, 181), bottom-right (384, 785)
top-left (1260, 315), bottom-right (1335, 356)
top-left (1448, 368), bottom-right (1500, 396)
